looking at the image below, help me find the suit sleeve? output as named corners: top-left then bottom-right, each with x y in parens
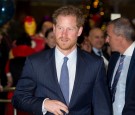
top-left (12, 57), bottom-right (44, 115)
top-left (92, 59), bottom-right (112, 115)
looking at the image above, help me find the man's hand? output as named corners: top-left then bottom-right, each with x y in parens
top-left (44, 99), bottom-right (69, 115)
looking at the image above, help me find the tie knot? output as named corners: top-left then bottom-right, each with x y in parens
top-left (98, 51), bottom-right (102, 56)
top-left (64, 57), bottom-right (68, 63)
top-left (120, 55), bottom-right (125, 60)
top-left (121, 54), bottom-right (125, 57)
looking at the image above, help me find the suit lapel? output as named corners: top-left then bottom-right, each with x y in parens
top-left (47, 49), bottom-right (65, 102)
top-left (125, 48), bottom-right (135, 97)
top-left (108, 52), bottom-right (119, 88)
top-left (69, 48), bottom-right (87, 107)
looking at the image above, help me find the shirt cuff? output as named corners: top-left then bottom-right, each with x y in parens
top-left (42, 98), bottom-right (49, 115)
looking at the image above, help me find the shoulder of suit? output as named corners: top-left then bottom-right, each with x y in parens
top-left (79, 49), bottom-right (102, 62)
top-left (28, 48), bottom-right (54, 60)
top-left (110, 52), bottom-right (120, 60)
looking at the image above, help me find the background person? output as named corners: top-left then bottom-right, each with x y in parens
top-left (44, 28), bottom-right (56, 50)
top-left (88, 27), bottom-right (110, 69)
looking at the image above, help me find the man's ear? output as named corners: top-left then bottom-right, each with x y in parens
top-left (53, 24), bottom-right (55, 33)
top-left (78, 27), bottom-right (83, 37)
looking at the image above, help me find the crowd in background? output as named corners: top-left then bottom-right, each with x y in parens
top-left (0, 4), bottom-right (135, 115)
top-left (0, 15), bottom-right (56, 115)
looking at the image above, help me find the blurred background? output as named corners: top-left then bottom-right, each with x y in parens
top-left (0, 0), bottom-right (135, 115)
top-left (8, 0), bottom-right (131, 24)
top-left (14, 0), bottom-right (135, 22)
top-left (1, 0), bottom-right (135, 30)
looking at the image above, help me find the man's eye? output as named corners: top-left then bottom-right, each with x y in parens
top-left (58, 27), bottom-right (62, 30)
top-left (68, 28), bottom-right (73, 31)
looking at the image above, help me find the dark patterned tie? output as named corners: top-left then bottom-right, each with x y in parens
top-left (98, 51), bottom-right (102, 56)
top-left (111, 55), bottom-right (125, 102)
top-left (60, 57), bottom-right (69, 105)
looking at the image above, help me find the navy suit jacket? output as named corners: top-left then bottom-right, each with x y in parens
top-left (107, 49), bottom-right (135, 115)
top-left (91, 49), bottom-right (110, 61)
top-left (12, 47), bottom-right (112, 115)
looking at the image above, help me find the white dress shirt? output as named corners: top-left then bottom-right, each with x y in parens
top-left (112, 42), bottom-right (135, 115)
top-left (42, 47), bottom-right (77, 114)
top-left (55, 47), bottom-right (77, 101)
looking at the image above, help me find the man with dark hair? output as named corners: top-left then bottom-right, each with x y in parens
top-left (44, 28), bottom-right (56, 50)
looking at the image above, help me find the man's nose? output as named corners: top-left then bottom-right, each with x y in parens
top-left (62, 29), bottom-right (67, 37)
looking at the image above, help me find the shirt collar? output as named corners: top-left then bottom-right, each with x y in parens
top-left (123, 41), bottom-right (135, 56)
top-left (55, 47), bottom-right (77, 61)
top-left (93, 47), bottom-right (102, 55)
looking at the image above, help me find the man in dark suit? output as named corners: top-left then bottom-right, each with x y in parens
top-left (106, 17), bottom-right (135, 115)
top-left (12, 5), bottom-right (112, 115)
top-left (88, 27), bottom-right (110, 69)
